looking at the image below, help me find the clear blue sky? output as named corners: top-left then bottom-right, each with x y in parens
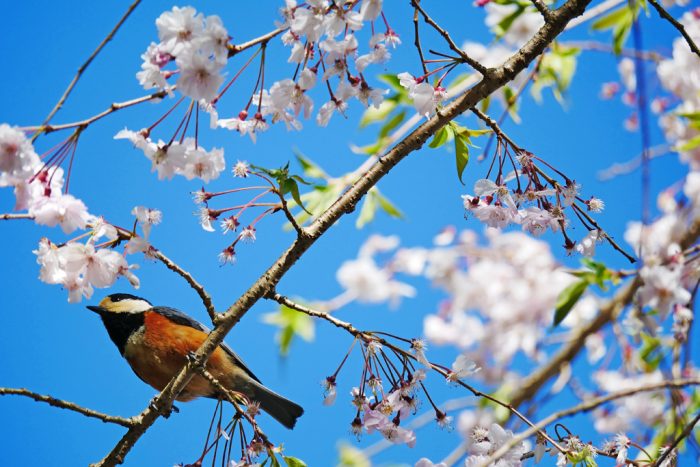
top-left (0, 1), bottom-right (695, 466)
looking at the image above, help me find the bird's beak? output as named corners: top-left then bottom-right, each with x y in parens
top-left (86, 305), bottom-right (105, 315)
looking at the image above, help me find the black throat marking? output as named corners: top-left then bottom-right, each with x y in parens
top-left (100, 312), bottom-right (145, 355)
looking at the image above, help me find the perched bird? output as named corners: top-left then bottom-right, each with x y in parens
top-left (87, 293), bottom-right (303, 429)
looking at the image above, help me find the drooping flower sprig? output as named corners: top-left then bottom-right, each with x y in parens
top-left (192, 160), bottom-right (311, 264)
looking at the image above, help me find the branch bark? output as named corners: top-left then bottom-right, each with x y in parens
top-left (0, 387), bottom-right (135, 428)
top-left (508, 215), bottom-right (700, 410)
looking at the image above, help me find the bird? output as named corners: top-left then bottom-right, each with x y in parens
top-left (86, 293), bottom-right (304, 429)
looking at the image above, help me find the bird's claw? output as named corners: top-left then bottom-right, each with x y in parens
top-left (186, 351), bottom-right (200, 365)
top-left (149, 398), bottom-right (177, 418)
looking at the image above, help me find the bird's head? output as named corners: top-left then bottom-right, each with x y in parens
top-left (87, 293), bottom-right (152, 315)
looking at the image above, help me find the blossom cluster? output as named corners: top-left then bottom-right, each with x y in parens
top-left (137, 6), bottom-right (229, 101)
top-left (656, 9), bottom-right (700, 167)
top-left (461, 167), bottom-right (606, 257)
top-left (463, 423), bottom-right (527, 467)
top-left (0, 124), bottom-right (91, 233)
top-left (622, 172), bottom-right (700, 334)
top-left (115, 129), bottom-right (225, 182)
top-left (33, 207), bottom-right (161, 302)
top-left (216, 0), bottom-right (396, 142)
top-left (330, 231), bottom-right (602, 384)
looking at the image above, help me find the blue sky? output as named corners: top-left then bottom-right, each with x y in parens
top-left (0, 1), bottom-right (696, 466)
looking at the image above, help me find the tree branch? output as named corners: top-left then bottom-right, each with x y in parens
top-left (36, 0), bottom-right (142, 136)
top-left (530, 0), bottom-right (555, 22)
top-left (24, 90), bottom-right (169, 136)
top-left (648, 0), bottom-right (700, 60)
top-left (507, 215), bottom-right (700, 410)
top-left (0, 387), bottom-right (135, 428)
top-left (0, 213), bottom-right (34, 220)
top-left (93, 1), bottom-right (595, 464)
top-left (410, 0), bottom-right (491, 76)
top-left (152, 249), bottom-right (217, 322)
top-left (227, 28), bottom-right (286, 57)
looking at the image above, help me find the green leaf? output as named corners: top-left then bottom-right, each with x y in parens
top-left (454, 131), bottom-right (470, 184)
top-left (553, 280), bottom-right (589, 326)
top-left (677, 134), bottom-right (700, 152)
top-left (591, 6), bottom-right (630, 31)
top-left (270, 456), bottom-right (281, 467)
top-left (356, 191), bottom-right (378, 228)
top-left (360, 100), bottom-right (397, 127)
top-left (378, 73), bottom-right (403, 92)
top-left (429, 126), bottom-right (450, 148)
top-left (640, 333), bottom-right (664, 370)
top-left (338, 443), bottom-right (371, 467)
top-left (591, 6), bottom-right (633, 54)
top-left (495, 5), bottom-right (526, 39)
top-left (378, 110), bottom-right (406, 138)
top-left (374, 190), bottom-right (404, 219)
top-left (280, 178), bottom-right (311, 215)
top-left (263, 304), bottom-right (315, 356)
top-left (295, 152), bottom-right (327, 179)
top-left (283, 456), bottom-right (307, 467)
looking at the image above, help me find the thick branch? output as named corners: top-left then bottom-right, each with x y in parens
top-left (481, 378), bottom-right (700, 466)
top-left (508, 215), bottom-right (700, 409)
top-left (94, 1), bottom-right (595, 464)
top-left (648, 0), bottom-right (700, 59)
top-left (37, 0), bottom-right (142, 134)
top-left (0, 387), bottom-right (135, 428)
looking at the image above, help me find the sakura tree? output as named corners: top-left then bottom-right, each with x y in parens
top-left (1, 0), bottom-right (699, 466)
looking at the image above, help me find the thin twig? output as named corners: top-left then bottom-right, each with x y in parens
top-left (480, 378), bottom-right (700, 466)
top-left (152, 250), bottom-right (217, 322)
top-left (564, 40), bottom-right (664, 61)
top-left (530, 0), bottom-right (555, 22)
top-left (0, 387), bottom-right (135, 427)
top-left (0, 213), bottom-right (34, 220)
top-left (411, 0), bottom-right (491, 76)
top-left (36, 0), bottom-right (142, 136)
top-left (597, 144), bottom-right (670, 180)
top-left (470, 108), bottom-right (520, 151)
top-left (273, 192), bottom-right (306, 238)
top-left (227, 28), bottom-right (286, 57)
top-left (648, 0), bottom-right (700, 59)
top-left (24, 90), bottom-right (169, 135)
top-left (653, 411), bottom-right (700, 467)
top-left (413, 4), bottom-right (430, 76)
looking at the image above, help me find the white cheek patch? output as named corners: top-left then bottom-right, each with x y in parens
top-left (102, 299), bottom-right (153, 313)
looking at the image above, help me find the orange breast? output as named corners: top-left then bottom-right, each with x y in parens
top-left (124, 311), bottom-right (240, 402)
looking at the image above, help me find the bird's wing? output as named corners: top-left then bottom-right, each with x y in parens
top-left (151, 306), bottom-right (262, 383)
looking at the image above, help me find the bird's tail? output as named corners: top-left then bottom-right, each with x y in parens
top-left (247, 380), bottom-right (304, 429)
